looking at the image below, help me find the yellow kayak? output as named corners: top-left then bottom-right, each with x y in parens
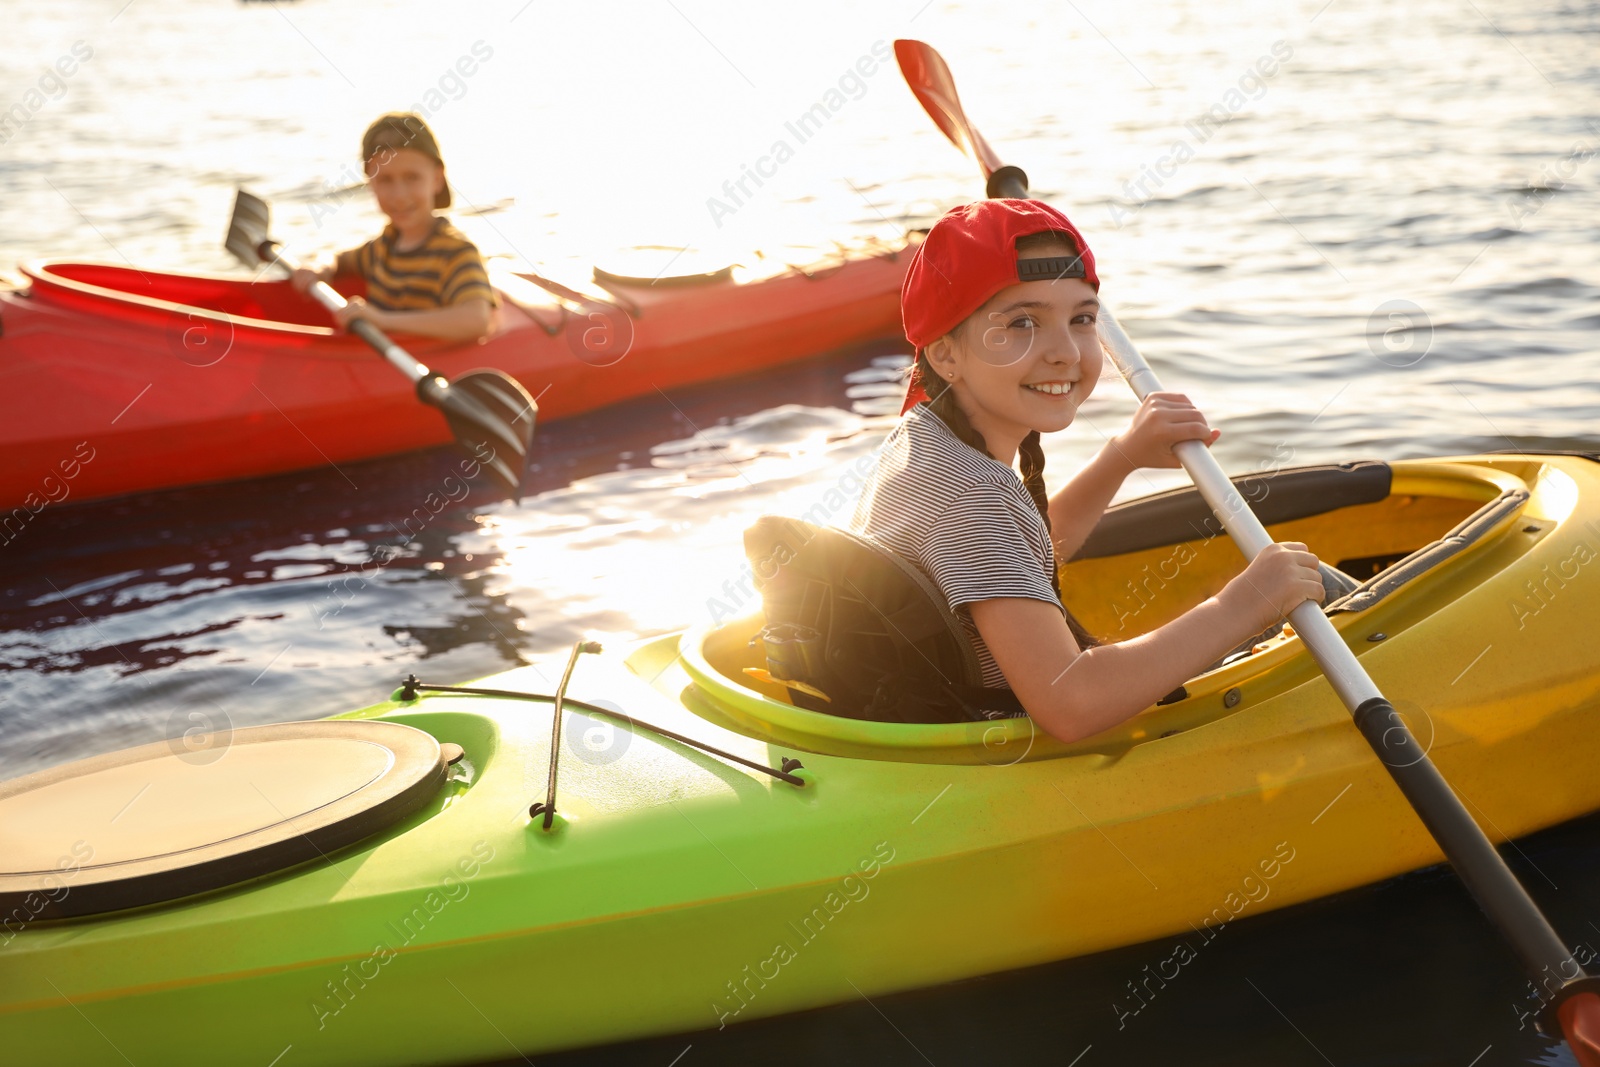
top-left (2, 451), bottom-right (1598, 1065)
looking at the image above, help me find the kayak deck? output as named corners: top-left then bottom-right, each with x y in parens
top-left (3, 454), bottom-right (1599, 1066)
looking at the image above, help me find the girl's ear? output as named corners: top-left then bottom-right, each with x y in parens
top-left (923, 334), bottom-right (958, 384)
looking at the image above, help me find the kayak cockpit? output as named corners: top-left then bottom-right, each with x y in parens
top-left (20, 260), bottom-right (355, 335)
top-left (664, 455), bottom-right (1564, 763)
top-left (1064, 458), bottom-right (1533, 638)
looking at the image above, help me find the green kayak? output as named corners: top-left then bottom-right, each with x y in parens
top-left (4, 453), bottom-right (1600, 1065)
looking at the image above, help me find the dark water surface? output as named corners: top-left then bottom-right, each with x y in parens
top-left (3, 0), bottom-right (1599, 1062)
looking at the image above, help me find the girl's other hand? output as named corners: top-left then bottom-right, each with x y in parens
top-left (1111, 391), bottom-right (1221, 470)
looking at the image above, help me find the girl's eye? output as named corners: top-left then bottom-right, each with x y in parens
top-left (1009, 315), bottom-right (1038, 330)
top-left (1071, 313), bottom-right (1098, 326)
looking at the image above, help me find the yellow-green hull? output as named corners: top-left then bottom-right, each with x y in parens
top-left (3, 454), bottom-right (1598, 1065)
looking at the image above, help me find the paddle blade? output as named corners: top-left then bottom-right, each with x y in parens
top-left (1561, 992), bottom-right (1600, 1067)
top-left (225, 189), bottom-right (274, 268)
top-left (894, 41), bottom-right (970, 154)
top-left (417, 369), bottom-right (537, 501)
top-left (894, 40), bottom-right (1006, 178)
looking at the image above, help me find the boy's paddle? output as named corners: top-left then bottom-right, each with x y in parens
top-left (224, 189), bottom-right (536, 501)
top-left (893, 37), bottom-right (1600, 1057)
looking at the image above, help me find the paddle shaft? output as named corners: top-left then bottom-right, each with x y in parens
top-left (1101, 305), bottom-right (1580, 991)
top-left (265, 246), bottom-right (431, 384)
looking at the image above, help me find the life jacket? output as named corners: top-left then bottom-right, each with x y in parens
top-left (743, 516), bottom-right (1027, 724)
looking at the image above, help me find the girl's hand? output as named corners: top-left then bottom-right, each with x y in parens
top-left (1110, 391), bottom-right (1220, 470)
top-left (332, 297), bottom-right (386, 333)
top-left (1222, 541), bottom-right (1326, 632)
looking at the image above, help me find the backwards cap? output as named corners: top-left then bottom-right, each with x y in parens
top-left (900, 199), bottom-right (1098, 413)
top-left (361, 112), bottom-right (451, 211)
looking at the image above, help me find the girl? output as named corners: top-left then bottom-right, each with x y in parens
top-left (851, 199), bottom-right (1325, 743)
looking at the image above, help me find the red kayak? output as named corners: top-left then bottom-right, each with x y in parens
top-left (0, 238), bottom-right (911, 511)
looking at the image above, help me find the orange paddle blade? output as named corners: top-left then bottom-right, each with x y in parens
top-left (893, 39), bottom-right (1008, 178)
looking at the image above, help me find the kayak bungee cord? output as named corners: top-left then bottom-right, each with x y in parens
top-left (892, 37), bottom-right (1600, 1059)
top-left (396, 645), bottom-right (808, 831)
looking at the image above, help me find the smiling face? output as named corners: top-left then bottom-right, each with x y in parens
top-left (921, 238), bottom-right (1103, 462)
top-left (365, 146), bottom-right (445, 233)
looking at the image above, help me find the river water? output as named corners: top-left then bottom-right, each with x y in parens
top-left (2, 0), bottom-right (1598, 1063)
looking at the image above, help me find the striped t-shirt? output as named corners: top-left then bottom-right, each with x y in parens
top-left (850, 404), bottom-right (1062, 688)
top-left (334, 219), bottom-right (495, 312)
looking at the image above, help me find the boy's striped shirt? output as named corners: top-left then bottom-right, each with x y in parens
top-left (335, 219), bottom-right (496, 312)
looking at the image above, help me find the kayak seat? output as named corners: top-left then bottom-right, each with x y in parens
top-left (743, 516), bottom-right (1025, 725)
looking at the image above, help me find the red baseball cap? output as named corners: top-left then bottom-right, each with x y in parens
top-left (900, 199), bottom-right (1098, 413)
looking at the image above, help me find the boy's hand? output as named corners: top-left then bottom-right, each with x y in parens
top-left (289, 267), bottom-right (326, 295)
top-left (1110, 391), bottom-right (1220, 470)
top-left (332, 297), bottom-right (388, 333)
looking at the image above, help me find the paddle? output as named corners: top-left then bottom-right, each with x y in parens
top-left (224, 189), bottom-right (537, 500)
top-left (894, 38), bottom-right (1600, 1056)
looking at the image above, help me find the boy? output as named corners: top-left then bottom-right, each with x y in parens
top-left (292, 113), bottom-right (495, 343)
